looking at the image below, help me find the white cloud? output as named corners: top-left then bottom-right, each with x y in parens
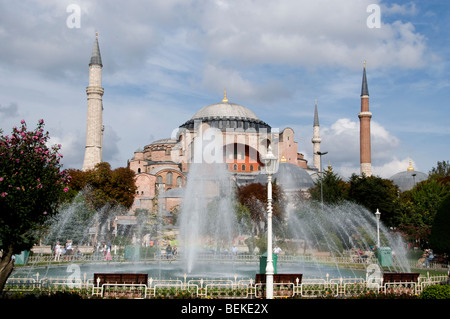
top-left (200, 64), bottom-right (255, 99)
top-left (319, 118), bottom-right (402, 178)
top-left (48, 133), bottom-right (84, 169)
top-left (382, 2), bottom-right (417, 16)
top-left (372, 157), bottom-right (415, 178)
top-left (192, 0), bottom-right (428, 70)
top-left (0, 0), bottom-right (443, 174)
top-left (197, 64), bottom-right (292, 103)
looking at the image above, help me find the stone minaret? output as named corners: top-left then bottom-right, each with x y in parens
top-left (359, 61), bottom-right (372, 177)
top-left (82, 34), bottom-right (104, 171)
top-left (311, 100), bottom-right (322, 171)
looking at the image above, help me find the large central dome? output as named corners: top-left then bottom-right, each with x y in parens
top-left (179, 93), bottom-right (270, 132)
top-left (191, 101), bottom-right (259, 121)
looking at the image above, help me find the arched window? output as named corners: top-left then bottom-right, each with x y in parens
top-left (138, 168), bottom-right (141, 173)
top-left (167, 172), bottom-right (173, 185)
top-left (250, 165), bottom-right (254, 171)
top-left (241, 164), bottom-right (246, 171)
top-left (157, 175), bottom-right (162, 184)
top-left (233, 164), bottom-right (238, 170)
top-left (177, 176), bottom-right (182, 187)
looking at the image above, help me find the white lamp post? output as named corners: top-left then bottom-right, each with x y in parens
top-left (315, 151), bottom-right (328, 211)
top-left (262, 145), bottom-right (279, 299)
top-left (375, 209), bottom-right (381, 247)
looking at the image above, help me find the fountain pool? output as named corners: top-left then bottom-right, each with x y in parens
top-left (12, 259), bottom-right (366, 281)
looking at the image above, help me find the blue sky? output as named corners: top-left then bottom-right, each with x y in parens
top-left (0, 0), bottom-right (449, 179)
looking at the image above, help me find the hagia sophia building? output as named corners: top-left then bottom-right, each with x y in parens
top-left (81, 36), bottom-right (428, 220)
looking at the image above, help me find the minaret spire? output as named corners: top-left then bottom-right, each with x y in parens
top-left (361, 60), bottom-right (369, 96)
top-left (313, 99), bottom-right (319, 126)
top-left (359, 61), bottom-right (372, 177)
top-left (312, 99), bottom-right (322, 171)
top-left (83, 34), bottom-right (104, 171)
top-left (89, 32), bottom-right (103, 67)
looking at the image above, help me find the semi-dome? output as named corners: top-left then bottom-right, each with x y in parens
top-left (389, 160), bottom-right (428, 192)
top-left (179, 92), bottom-right (271, 132)
top-left (255, 162), bottom-right (314, 191)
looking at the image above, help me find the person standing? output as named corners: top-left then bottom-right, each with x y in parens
top-left (166, 243), bottom-right (172, 259)
top-left (273, 246), bottom-right (282, 255)
top-left (65, 240), bottom-right (73, 261)
top-left (105, 244), bottom-right (112, 261)
top-left (54, 241), bottom-right (62, 261)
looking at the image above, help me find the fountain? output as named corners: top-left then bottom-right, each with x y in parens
top-left (286, 200), bottom-right (410, 274)
top-left (177, 162), bottom-right (237, 274)
top-left (12, 156), bottom-right (412, 286)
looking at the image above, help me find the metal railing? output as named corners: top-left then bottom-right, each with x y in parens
top-left (21, 252), bottom-right (450, 274)
top-left (5, 273), bottom-right (448, 299)
top-left (25, 252), bottom-right (379, 264)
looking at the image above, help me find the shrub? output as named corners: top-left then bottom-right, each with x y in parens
top-left (421, 285), bottom-right (450, 299)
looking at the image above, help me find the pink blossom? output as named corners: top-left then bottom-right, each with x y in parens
top-left (1, 192), bottom-right (7, 197)
top-left (21, 120), bottom-right (25, 124)
top-left (63, 187), bottom-right (69, 192)
top-left (0, 177), bottom-right (3, 182)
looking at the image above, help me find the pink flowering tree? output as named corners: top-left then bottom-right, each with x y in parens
top-left (0, 119), bottom-right (70, 292)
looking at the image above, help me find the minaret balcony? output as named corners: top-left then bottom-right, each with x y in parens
top-left (86, 86), bottom-right (104, 95)
top-left (358, 111), bottom-right (372, 119)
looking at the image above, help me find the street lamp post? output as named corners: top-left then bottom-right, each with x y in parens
top-left (315, 151), bottom-right (328, 210)
top-left (375, 209), bottom-right (381, 247)
top-left (263, 146), bottom-right (279, 299)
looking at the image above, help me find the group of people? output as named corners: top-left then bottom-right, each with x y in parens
top-left (101, 242), bottom-right (112, 261)
top-left (351, 247), bottom-right (371, 263)
top-left (165, 243), bottom-right (177, 259)
top-left (54, 240), bottom-right (74, 261)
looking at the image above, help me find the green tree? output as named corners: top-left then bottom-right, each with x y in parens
top-left (67, 162), bottom-right (137, 210)
top-left (428, 160), bottom-right (450, 179)
top-left (398, 178), bottom-right (450, 247)
top-left (309, 166), bottom-right (349, 204)
top-left (0, 120), bottom-right (70, 292)
top-left (429, 194), bottom-right (450, 255)
top-left (347, 174), bottom-right (399, 226)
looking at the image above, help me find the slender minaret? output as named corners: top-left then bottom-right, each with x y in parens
top-left (359, 61), bottom-right (372, 177)
top-left (82, 33), bottom-right (104, 171)
top-left (311, 99), bottom-right (322, 171)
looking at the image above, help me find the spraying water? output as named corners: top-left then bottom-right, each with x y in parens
top-left (177, 162), bottom-right (236, 273)
top-left (286, 200), bottom-right (410, 273)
